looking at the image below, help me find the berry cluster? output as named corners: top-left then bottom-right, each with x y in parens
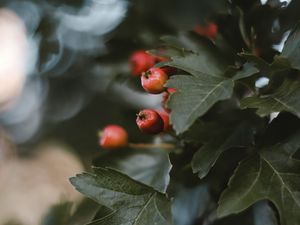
top-left (130, 50), bottom-right (176, 135)
top-left (99, 50), bottom-right (177, 150)
top-left (98, 22), bottom-right (220, 150)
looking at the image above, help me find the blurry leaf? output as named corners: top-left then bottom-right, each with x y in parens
top-left (239, 52), bottom-right (270, 74)
top-left (253, 201), bottom-right (278, 225)
top-left (281, 23), bottom-right (300, 71)
top-left (218, 132), bottom-right (300, 225)
top-left (66, 198), bottom-right (101, 225)
top-left (172, 185), bottom-right (212, 225)
top-left (181, 120), bottom-right (219, 143)
top-left (93, 148), bottom-right (172, 193)
top-left (70, 168), bottom-right (172, 225)
top-left (241, 79), bottom-right (300, 117)
top-left (231, 63), bottom-right (259, 80)
top-left (42, 202), bottom-right (72, 225)
top-left (192, 122), bottom-right (255, 179)
top-left (166, 75), bottom-right (234, 134)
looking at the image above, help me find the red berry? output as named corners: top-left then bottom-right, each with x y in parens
top-left (194, 22), bottom-right (218, 40)
top-left (141, 68), bottom-right (168, 94)
top-left (167, 88), bottom-right (176, 94)
top-left (99, 125), bottom-right (128, 149)
top-left (154, 55), bottom-right (169, 62)
top-left (136, 109), bottom-right (164, 134)
top-left (162, 88), bottom-right (176, 112)
top-left (129, 50), bottom-right (156, 76)
top-left (156, 110), bottom-right (172, 131)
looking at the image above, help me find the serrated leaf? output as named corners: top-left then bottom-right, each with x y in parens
top-left (166, 52), bottom-right (226, 78)
top-left (218, 132), bottom-right (300, 225)
top-left (161, 33), bottom-right (228, 78)
top-left (93, 148), bottom-right (172, 193)
top-left (70, 168), bottom-right (172, 225)
top-left (241, 79), bottom-right (300, 117)
top-left (166, 75), bottom-right (234, 134)
top-left (192, 122), bottom-right (255, 179)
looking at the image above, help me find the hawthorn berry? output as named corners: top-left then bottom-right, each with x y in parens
top-left (156, 110), bottom-right (172, 131)
top-left (129, 50), bottom-right (156, 76)
top-left (194, 22), bottom-right (218, 40)
top-left (136, 109), bottom-right (164, 134)
top-left (141, 68), bottom-right (168, 94)
top-left (99, 125), bottom-right (128, 149)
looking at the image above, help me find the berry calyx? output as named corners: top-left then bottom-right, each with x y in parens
top-left (156, 110), bottom-right (172, 132)
top-left (194, 22), bottom-right (218, 40)
top-left (136, 109), bottom-right (164, 134)
top-left (129, 50), bottom-right (156, 76)
top-left (141, 68), bottom-right (168, 94)
top-left (99, 125), bottom-right (128, 149)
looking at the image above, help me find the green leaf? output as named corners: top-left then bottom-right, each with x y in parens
top-left (281, 23), bottom-right (300, 71)
top-left (232, 63), bottom-right (259, 80)
top-left (161, 35), bottom-right (237, 134)
top-left (239, 52), bottom-right (270, 74)
top-left (218, 133), bottom-right (300, 225)
top-left (166, 75), bottom-right (234, 134)
top-left (241, 79), bottom-right (300, 117)
top-left (93, 148), bottom-right (172, 193)
top-left (192, 122), bottom-right (255, 179)
top-left (166, 52), bottom-right (226, 78)
top-left (161, 34), bottom-right (229, 77)
top-left (70, 168), bottom-right (172, 225)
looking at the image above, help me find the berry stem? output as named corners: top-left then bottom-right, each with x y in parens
top-left (128, 142), bottom-right (175, 149)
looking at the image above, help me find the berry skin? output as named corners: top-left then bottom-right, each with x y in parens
top-left (99, 125), bottom-right (128, 149)
top-left (194, 22), bottom-right (218, 40)
top-left (156, 110), bottom-right (172, 131)
top-left (162, 88), bottom-right (176, 112)
top-left (129, 50), bottom-right (156, 76)
top-left (141, 68), bottom-right (168, 94)
top-left (136, 109), bottom-right (164, 134)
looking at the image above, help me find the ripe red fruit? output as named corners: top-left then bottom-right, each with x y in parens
top-left (136, 109), bottom-right (164, 134)
top-left (194, 22), bottom-right (218, 40)
top-left (141, 68), bottom-right (168, 94)
top-left (162, 88), bottom-right (176, 112)
top-left (156, 110), bottom-right (172, 131)
top-left (99, 125), bottom-right (128, 149)
top-left (129, 50), bottom-right (156, 76)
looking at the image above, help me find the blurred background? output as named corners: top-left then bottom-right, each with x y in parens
top-left (0, 0), bottom-right (298, 224)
